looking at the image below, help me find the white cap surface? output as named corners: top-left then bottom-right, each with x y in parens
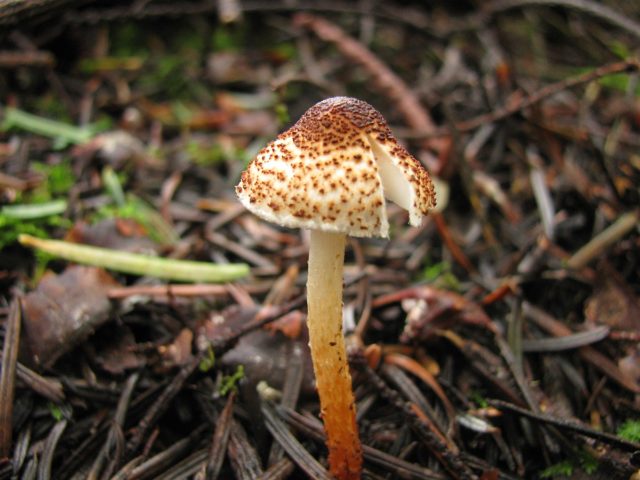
top-left (235, 97), bottom-right (436, 238)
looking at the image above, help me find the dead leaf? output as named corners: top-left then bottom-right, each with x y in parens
top-left (21, 266), bottom-right (120, 368)
top-left (585, 265), bottom-right (640, 331)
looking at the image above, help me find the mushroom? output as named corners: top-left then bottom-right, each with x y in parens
top-left (235, 97), bottom-right (436, 479)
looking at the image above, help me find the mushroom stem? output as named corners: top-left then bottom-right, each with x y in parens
top-left (307, 229), bottom-right (362, 480)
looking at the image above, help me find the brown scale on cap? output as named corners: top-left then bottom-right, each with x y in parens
top-left (236, 96), bottom-right (436, 237)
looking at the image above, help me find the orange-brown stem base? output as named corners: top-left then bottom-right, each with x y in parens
top-left (307, 230), bottom-right (362, 480)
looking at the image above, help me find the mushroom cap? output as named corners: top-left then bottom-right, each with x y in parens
top-left (235, 96), bottom-right (436, 238)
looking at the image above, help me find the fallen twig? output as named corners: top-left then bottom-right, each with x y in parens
top-left (200, 392), bottom-right (236, 479)
top-left (107, 283), bottom-right (269, 299)
top-left (0, 50), bottom-right (55, 67)
top-left (489, 398), bottom-right (640, 452)
top-left (0, 298), bottom-right (21, 457)
top-left (454, 59), bottom-right (640, 132)
top-left (567, 210), bottom-right (639, 270)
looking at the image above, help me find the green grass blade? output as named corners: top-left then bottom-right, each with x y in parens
top-left (2, 108), bottom-right (93, 145)
top-left (1, 200), bottom-right (67, 220)
top-left (19, 234), bottom-right (249, 283)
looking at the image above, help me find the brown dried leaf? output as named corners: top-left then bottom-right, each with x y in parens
top-left (21, 266), bottom-right (120, 368)
top-left (585, 266), bottom-right (640, 331)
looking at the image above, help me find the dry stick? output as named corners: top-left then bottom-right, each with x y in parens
top-left (432, 213), bottom-right (477, 274)
top-left (203, 391), bottom-right (236, 479)
top-left (159, 170), bottom-right (182, 225)
top-left (0, 171), bottom-right (29, 190)
top-left (0, 298), bottom-right (21, 457)
top-left (609, 330), bottom-right (640, 342)
top-left (454, 59), bottom-right (640, 133)
top-left (489, 399), bottom-right (640, 452)
top-left (567, 210), bottom-right (639, 269)
top-left (107, 283), bottom-right (269, 299)
top-left (0, 50), bottom-right (55, 67)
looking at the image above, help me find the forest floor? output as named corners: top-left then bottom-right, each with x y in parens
top-left (1, 1), bottom-right (640, 479)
